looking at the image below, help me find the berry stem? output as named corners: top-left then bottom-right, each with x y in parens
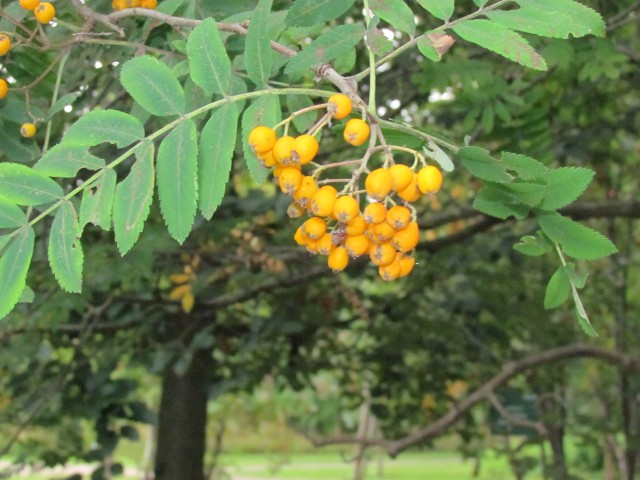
top-left (273, 103), bottom-right (327, 131)
top-left (43, 48), bottom-right (71, 153)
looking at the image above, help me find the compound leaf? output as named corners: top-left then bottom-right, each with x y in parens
top-left (0, 196), bottom-right (27, 228)
top-left (48, 200), bottom-right (83, 293)
top-left (187, 18), bottom-right (232, 95)
top-left (79, 169), bottom-right (117, 230)
top-left (369, 0), bottom-right (415, 36)
top-left (416, 0), bottom-right (454, 20)
top-left (62, 110), bottom-right (145, 148)
top-left (35, 144), bottom-right (105, 178)
top-left (0, 227), bottom-right (34, 320)
top-left (537, 167), bottom-right (594, 210)
top-left (0, 163), bottom-right (63, 206)
top-left (286, 0), bottom-right (355, 26)
top-left (245, 0), bottom-right (273, 88)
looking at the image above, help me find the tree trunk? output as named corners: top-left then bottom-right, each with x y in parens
top-left (539, 395), bottom-right (569, 480)
top-left (154, 338), bottom-right (213, 480)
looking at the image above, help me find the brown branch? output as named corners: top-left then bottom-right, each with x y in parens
top-left (487, 392), bottom-right (547, 437)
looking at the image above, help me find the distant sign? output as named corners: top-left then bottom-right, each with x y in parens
top-left (489, 389), bottom-right (539, 438)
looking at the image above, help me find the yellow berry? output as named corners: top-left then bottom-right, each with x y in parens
top-left (293, 176), bottom-right (318, 207)
top-left (273, 136), bottom-right (295, 164)
top-left (248, 126), bottom-right (276, 154)
top-left (363, 202), bottom-right (387, 225)
top-left (417, 165), bottom-right (443, 194)
top-left (327, 93), bottom-right (352, 120)
top-left (0, 35), bottom-right (11, 56)
top-left (112, 0), bottom-right (125, 9)
top-left (20, 0), bottom-right (40, 10)
top-left (379, 257), bottom-right (402, 281)
top-left (344, 234), bottom-right (371, 258)
top-left (365, 168), bottom-right (393, 201)
top-left (302, 216), bottom-right (327, 240)
top-left (391, 221), bottom-right (420, 252)
top-left (369, 221), bottom-right (396, 244)
top-left (343, 118), bottom-right (370, 146)
top-left (291, 134), bottom-right (319, 165)
top-left (294, 226), bottom-right (307, 246)
top-left (398, 255), bottom-right (416, 277)
top-left (396, 173), bottom-right (422, 202)
top-left (278, 166), bottom-right (303, 195)
top-left (140, 0), bottom-right (157, 8)
top-left (345, 215), bottom-right (367, 236)
top-left (316, 233), bottom-right (336, 256)
top-left (0, 79), bottom-right (8, 100)
top-left (333, 195), bottom-right (360, 223)
top-left (20, 123), bottom-right (36, 138)
top-left (258, 150), bottom-right (277, 168)
top-left (310, 185), bottom-right (338, 217)
top-left (125, 0), bottom-right (141, 6)
top-left (287, 202), bottom-right (305, 219)
top-left (386, 205), bottom-right (412, 230)
top-left (34, 2), bottom-right (55, 23)
top-left (369, 242), bottom-right (397, 267)
top-left (389, 164), bottom-right (414, 191)
top-left (328, 246), bottom-right (349, 272)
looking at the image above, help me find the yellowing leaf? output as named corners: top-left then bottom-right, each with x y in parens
top-left (181, 290), bottom-right (195, 313)
top-left (446, 380), bottom-right (469, 400)
top-left (169, 283), bottom-right (191, 300)
top-left (169, 273), bottom-right (191, 284)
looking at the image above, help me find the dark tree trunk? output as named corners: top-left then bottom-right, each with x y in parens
top-left (154, 317), bottom-right (214, 480)
top-left (539, 394), bottom-right (569, 480)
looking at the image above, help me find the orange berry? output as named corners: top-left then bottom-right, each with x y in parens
top-left (0, 35), bottom-right (11, 56)
top-left (302, 217), bottom-right (327, 240)
top-left (248, 126), bottom-right (276, 154)
top-left (328, 246), bottom-right (349, 272)
top-left (294, 226), bottom-right (307, 246)
top-left (20, 0), bottom-right (40, 10)
top-left (327, 93), bottom-right (352, 120)
top-left (386, 205), bottom-right (412, 230)
top-left (345, 215), bottom-right (367, 236)
top-left (124, 0), bottom-right (141, 6)
top-left (417, 165), bottom-right (443, 194)
top-left (287, 202), bottom-right (305, 219)
top-left (310, 185), bottom-right (338, 217)
top-left (333, 195), bottom-right (360, 223)
top-left (343, 118), bottom-right (370, 146)
top-left (20, 123), bottom-right (36, 138)
top-left (273, 164), bottom-right (285, 178)
top-left (140, 0), bottom-right (157, 8)
top-left (396, 173), bottom-right (422, 202)
top-left (305, 238), bottom-right (318, 254)
top-left (0, 79), bottom-right (8, 100)
top-left (369, 243), bottom-right (397, 267)
top-left (379, 257), bottom-right (402, 281)
top-left (389, 164), bottom-right (414, 191)
top-left (112, 0), bottom-right (125, 9)
top-left (363, 202), bottom-right (387, 225)
top-left (316, 233), bottom-right (336, 256)
top-left (34, 2), bottom-right (55, 23)
top-left (293, 176), bottom-right (318, 207)
top-left (273, 136), bottom-right (295, 164)
top-left (278, 166), bottom-right (303, 195)
top-left (365, 168), bottom-right (393, 201)
top-left (258, 150), bottom-right (277, 168)
top-left (369, 221), bottom-right (396, 244)
top-left (391, 221), bottom-right (420, 252)
top-left (398, 255), bottom-right (416, 277)
top-left (345, 234), bottom-right (371, 258)
top-left (291, 134), bottom-right (319, 165)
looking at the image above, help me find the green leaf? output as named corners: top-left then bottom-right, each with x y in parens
top-left (157, 120), bottom-right (198, 244)
top-left (19, 285), bottom-right (34, 304)
top-left (0, 163), bottom-right (63, 206)
top-left (199, 103), bottom-right (238, 220)
top-left (45, 92), bottom-right (81, 121)
top-left (241, 95), bottom-right (281, 184)
top-left (417, 35), bottom-right (442, 62)
top-left (0, 227), bottom-right (34, 320)
top-left (473, 0), bottom-right (489, 6)
top-left (424, 141), bottom-right (454, 172)
top-left (287, 95), bottom-right (316, 134)
top-left (416, 0), bottom-right (454, 20)
top-left (574, 292), bottom-right (597, 337)
top-left (0, 127), bottom-right (41, 163)
top-left (507, 0), bottom-right (606, 38)
top-left (495, 181), bottom-right (546, 207)
top-left (120, 55), bottom-right (185, 116)
top-left (0, 196), bottom-right (27, 228)
top-left (537, 167), bottom-right (594, 211)
top-left (366, 17), bottom-right (394, 57)
top-left (284, 24), bottom-right (365, 74)
top-left (473, 186), bottom-right (530, 220)
top-left (48, 200), bottom-right (83, 293)
top-left (451, 19), bottom-right (548, 71)
top-left (79, 169), bottom-right (117, 230)
top-left (457, 146), bottom-right (513, 183)
top-left (513, 234), bottom-right (551, 257)
top-left (536, 211), bottom-right (617, 260)
top-left (187, 18), bottom-right (232, 95)
top-left (34, 145), bottom-right (105, 178)
top-left (565, 262), bottom-right (589, 289)
top-left (502, 152), bottom-right (548, 180)
top-left (245, 0), bottom-right (273, 88)
top-left (544, 266), bottom-right (571, 309)
top-left (62, 110), bottom-right (145, 148)
top-left (286, 0), bottom-right (355, 26)
top-left (369, 0), bottom-right (415, 36)
top-left (113, 142), bottom-right (155, 255)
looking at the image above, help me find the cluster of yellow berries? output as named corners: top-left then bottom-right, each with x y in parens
top-left (19, 0), bottom-right (56, 24)
top-left (112, 0), bottom-right (158, 10)
top-left (247, 94), bottom-right (444, 281)
top-left (0, 34), bottom-right (9, 101)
